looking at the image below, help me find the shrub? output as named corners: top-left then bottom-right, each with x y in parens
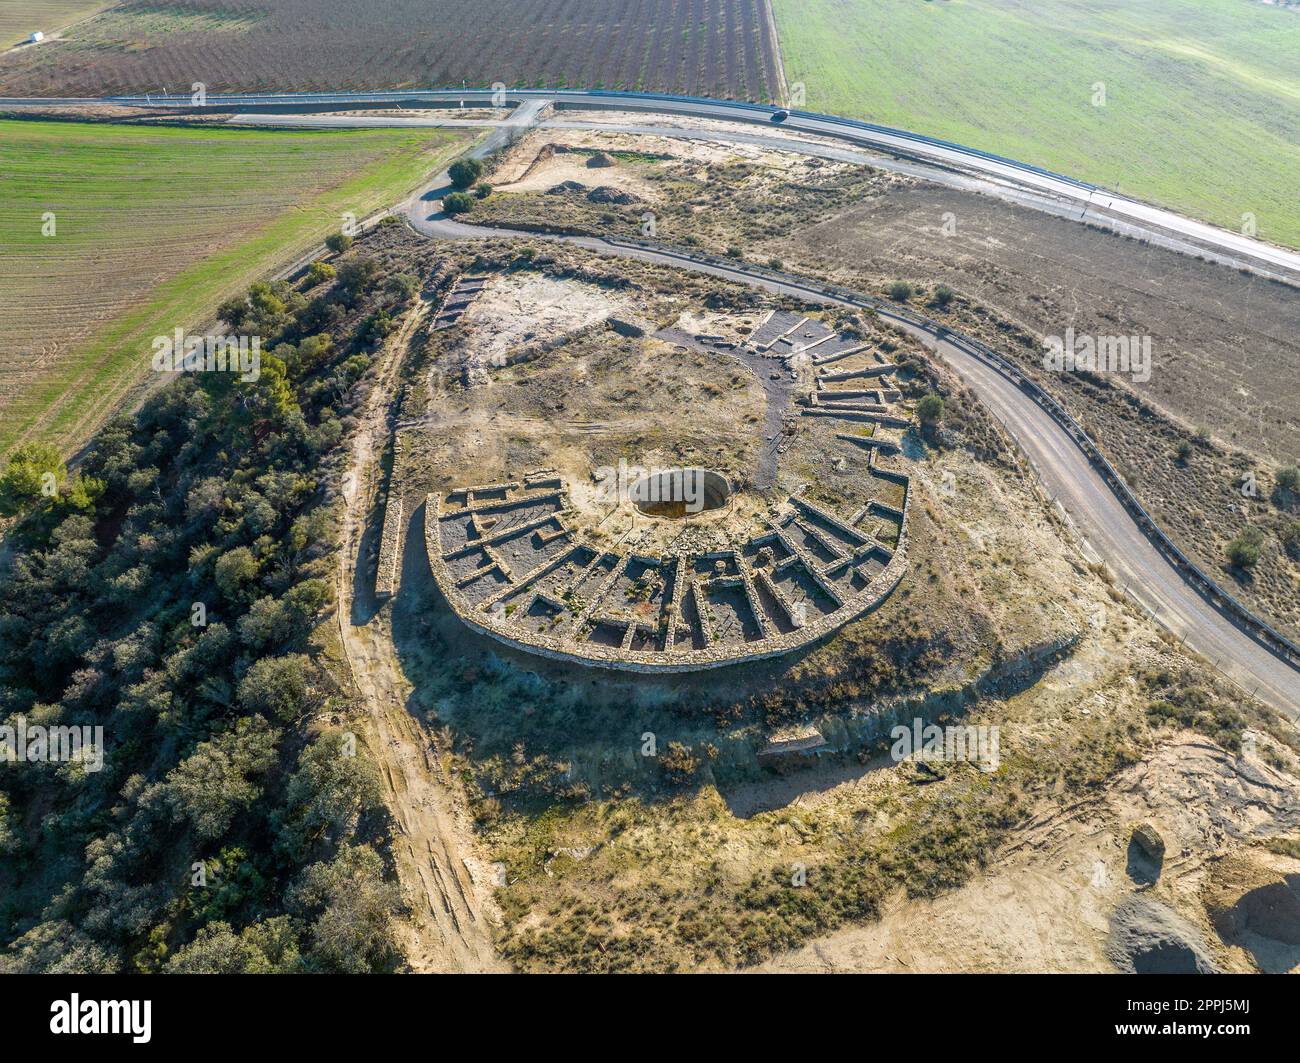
top-left (337, 257), bottom-right (381, 294)
top-left (237, 654), bottom-right (320, 723)
top-left (443, 191), bottom-right (476, 215)
top-left (887, 280), bottom-right (913, 302)
top-left (916, 394), bottom-right (945, 426)
top-left (1226, 527), bottom-right (1264, 569)
top-left (0, 443), bottom-right (66, 516)
top-left (1276, 464), bottom-right (1299, 493)
top-left (305, 261), bottom-right (335, 287)
top-left (324, 232), bottom-right (352, 254)
top-left (659, 742), bottom-right (701, 785)
top-left (932, 284), bottom-right (955, 308)
top-left (385, 273), bottom-right (419, 301)
top-left (1174, 439), bottom-right (1193, 464)
top-left (1280, 521), bottom-right (1300, 560)
top-left (448, 157), bottom-right (484, 189)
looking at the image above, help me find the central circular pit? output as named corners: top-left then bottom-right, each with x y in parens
top-left (629, 467), bottom-right (730, 518)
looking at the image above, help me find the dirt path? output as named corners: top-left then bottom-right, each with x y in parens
top-left (334, 297), bottom-right (506, 972)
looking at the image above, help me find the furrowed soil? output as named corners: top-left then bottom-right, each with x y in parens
top-left (0, 0), bottom-right (781, 100)
top-left (1, 1), bottom-right (111, 49)
top-left (0, 119), bottom-right (472, 456)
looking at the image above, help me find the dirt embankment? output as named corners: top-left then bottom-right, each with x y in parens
top-left (760, 734), bottom-right (1300, 973)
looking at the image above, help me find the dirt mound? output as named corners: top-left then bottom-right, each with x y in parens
top-left (587, 152), bottom-right (617, 168)
top-left (547, 180), bottom-right (587, 195)
top-left (587, 185), bottom-right (639, 205)
top-left (1106, 895), bottom-right (1219, 973)
top-left (1204, 850), bottom-right (1300, 972)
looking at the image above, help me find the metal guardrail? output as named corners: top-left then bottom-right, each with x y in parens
top-left (3, 85), bottom-right (1098, 195)
top-left (586, 234), bottom-right (1300, 670)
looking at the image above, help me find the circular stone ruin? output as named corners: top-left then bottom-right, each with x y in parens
top-left (418, 286), bottom-right (918, 672)
top-left (629, 467), bottom-right (730, 519)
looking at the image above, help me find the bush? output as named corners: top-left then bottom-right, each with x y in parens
top-left (324, 232), bottom-right (353, 254)
top-left (443, 191), bottom-right (476, 215)
top-left (1174, 439), bottom-right (1193, 464)
top-left (1280, 521), bottom-right (1300, 560)
top-left (385, 272), bottom-right (419, 301)
top-left (474, 183), bottom-right (492, 199)
top-left (237, 654), bottom-right (320, 723)
top-left (305, 261), bottom-right (335, 287)
top-left (337, 257), bottom-right (381, 294)
top-left (931, 284), bottom-right (955, 309)
top-left (448, 157), bottom-right (484, 189)
top-left (1226, 527), bottom-right (1264, 569)
top-left (0, 442), bottom-right (66, 516)
top-left (887, 280), bottom-right (913, 302)
top-left (1276, 464), bottom-right (1299, 493)
top-left (916, 394), bottom-right (945, 426)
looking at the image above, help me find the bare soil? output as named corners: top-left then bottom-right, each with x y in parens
top-left (760, 734), bottom-right (1300, 973)
top-left (334, 281), bottom-right (506, 972)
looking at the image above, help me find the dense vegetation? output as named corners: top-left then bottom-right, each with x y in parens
top-left (0, 232), bottom-right (432, 973)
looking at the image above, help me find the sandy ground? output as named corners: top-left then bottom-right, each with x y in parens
top-left (457, 271), bottom-right (637, 367)
top-left (490, 146), bottom-right (660, 199)
top-left (759, 733), bottom-right (1300, 973)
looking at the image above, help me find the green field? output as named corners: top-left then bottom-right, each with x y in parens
top-left (0, 0), bottom-right (112, 47)
top-left (0, 120), bottom-right (471, 454)
top-left (772, 0), bottom-right (1300, 248)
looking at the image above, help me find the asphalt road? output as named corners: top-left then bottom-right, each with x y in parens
top-left (8, 87), bottom-right (1299, 279)
top-left (403, 194), bottom-right (1299, 716)
top-left (9, 86), bottom-right (1295, 712)
top-left (235, 109), bottom-right (1289, 278)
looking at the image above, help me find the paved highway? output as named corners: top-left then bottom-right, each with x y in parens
top-left (233, 109), bottom-right (1290, 278)
top-left (5, 87), bottom-right (1299, 279)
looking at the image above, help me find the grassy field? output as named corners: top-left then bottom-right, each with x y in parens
top-left (771, 0), bottom-right (1300, 249)
top-left (0, 120), bottom-right (472, 455)
top-left (0, 0), bottom-right (112, 47)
